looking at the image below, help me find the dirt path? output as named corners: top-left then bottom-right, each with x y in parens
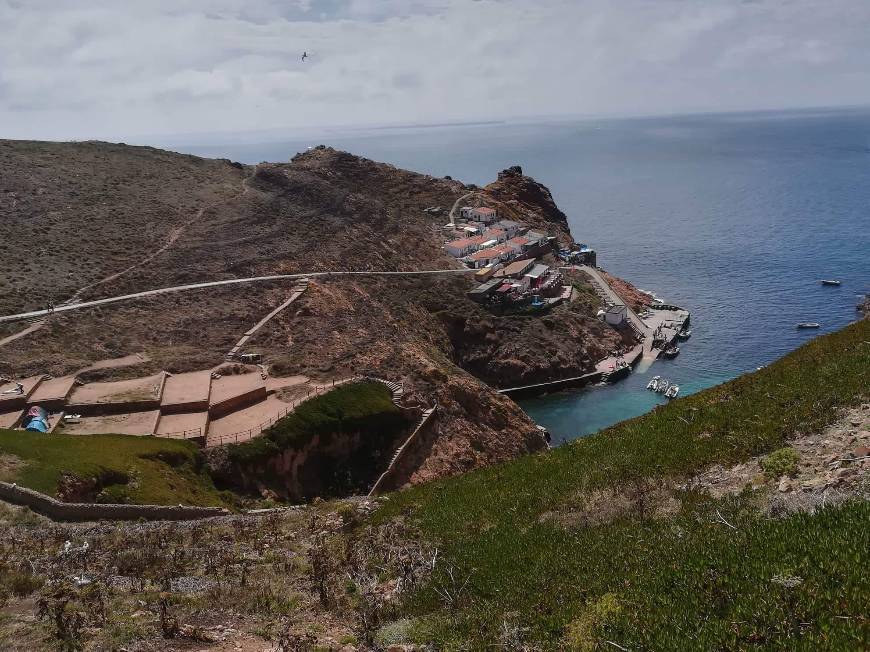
top-left (1, 180), bottom-right (252, 346)
top-left (0, 268), bottom-right (476, 325)
top-left (0, 321), bottom-right (44, 348)
top-left (449, 190), bottom-right (478, 226)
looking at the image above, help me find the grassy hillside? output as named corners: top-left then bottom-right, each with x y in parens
top-left (377, 318), bottom-right (870, 649)
top-left (0, 430), bottom-right (226, 506)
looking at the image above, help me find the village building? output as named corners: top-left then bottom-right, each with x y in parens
top-left (494, 258), bottom-right (535, 279)
top-left (466, 244), bottom-right (515, 269)
top-left (605, 304), bottom-right (627, 325)
top-left (493, 219), bottom-right (523, 237)
top-left (470, 207), bottom-right (499, 224)
top-left (445, 235), bottom-right (486, 258)
top-left (475, 265), bottom-right (499, 281)
top-left (467, 278), bottom-right (505, 302)
top-left (505, 236), bottom-right (531, 254)
top-left (523, 263), bottom-right (551, 289)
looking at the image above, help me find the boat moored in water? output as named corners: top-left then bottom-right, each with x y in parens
top-left (661, 345), bottom-right (680, 359)
top-left (665, 385), bottom-right (680, 399)
top-left (677, 328), bottom-right (692, 340)
top-left (646, 375), bottom-right (661, 391)
top-left (796, 322), bottom-right (820, 329)
top-left (820, 279), bottom-right (841, 286)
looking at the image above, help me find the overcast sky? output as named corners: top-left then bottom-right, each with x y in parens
top-left (2, 0), bottom-right (870, 142)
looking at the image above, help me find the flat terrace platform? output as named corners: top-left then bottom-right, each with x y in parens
top-left (68, 373), bottom-right (165, 405)
top-left (161, 371), bottom-right (212, 413)
top-left (28, 376), bottom-right (77, 409)
top-left (155, 411), bottom-right (209, 438)
top-left (0, 376), bottom-right (43, 411)
top-left (61, 410), bottom-right (161, 437)
top-left (207, 394), bottom-right (293, 447)
top-left (0, 410), bottom-right (23, 429)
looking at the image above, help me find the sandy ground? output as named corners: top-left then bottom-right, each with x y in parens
top-left (77, 353), bottom-right (149, 374)
top-left (0, 411), bottom-right (22, 428)
top-left (60, 410), bottom-right (161, 436)
top-left (0, 376), bottom-right (42, 408)
top-left (265, 374), bottom-right (309, 392)
top-left (155, 411), bottom-right (209, 437)
top-left (209, 373), bottom-right (265, 406)
top-left (162, 370), bottom-right (212, 407)
top-left (27, 376), bottom-right (77, 404)
top-left (68, 373), bottom-right (164, 405)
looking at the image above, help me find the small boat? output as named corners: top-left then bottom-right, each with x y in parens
top-left (796, 322), bottom-right (820, 329)
top-left (646, 376), bottom-right (661, 391)
top-left (820, 280), bottom-right (841, 286)
top-left (661, 346), bottom-right (680, 359)
top-left (656, 378), bottom-right (671, 393)
top-left (677, 328), bottom-right (692, 340)
top-left (665, 385), bottom-right (679, 399)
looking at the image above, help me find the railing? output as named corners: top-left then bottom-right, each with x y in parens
top-left (158, 427), bottom-right (204, 440)
top-left (205, 377), bottom-right (360, 447)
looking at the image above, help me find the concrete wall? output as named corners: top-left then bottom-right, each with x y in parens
top-left (209, 386), bottom-right (268, 419)
top-left (0, 481), bottom-right (228, 522)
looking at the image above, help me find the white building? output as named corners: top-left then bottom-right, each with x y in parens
top-left (605, 304), bottom-right (627, 326)
top-left (470, 207), bottom-right (498, 224)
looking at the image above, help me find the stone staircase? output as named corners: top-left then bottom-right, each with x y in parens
top-left (368, 403), bottom-right (437, 496)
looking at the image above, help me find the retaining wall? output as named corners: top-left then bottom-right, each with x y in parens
top-left (0, 481), bottom-right (228, 522)
top-left (369, 406), bottom-right (438, 496)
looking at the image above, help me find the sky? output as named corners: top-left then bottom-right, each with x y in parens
top-left (2, 0), bottom-right (870, 142)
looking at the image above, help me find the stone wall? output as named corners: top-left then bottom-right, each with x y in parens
top-left (0, 481), bottom-right (228, 522)
top-left (369, 406), bottom-right (438, 495)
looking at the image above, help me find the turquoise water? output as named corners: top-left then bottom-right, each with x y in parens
top-left (176, 108), bottom-right (869, 444)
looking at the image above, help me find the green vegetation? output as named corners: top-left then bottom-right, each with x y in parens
top-left (227, 381), bottom-right (407, 466)
top-left (760, 446), bottom-right (801, 479)
top-left (0, 430), bottom-right (226, 506)
top-left (377, 319), bottom-right (870, 649)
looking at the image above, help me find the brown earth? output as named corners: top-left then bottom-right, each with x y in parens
top-left (0, 141), bottom-right (653, 486)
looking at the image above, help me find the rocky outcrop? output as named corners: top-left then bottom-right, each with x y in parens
top-left (482, 165), bottom-right (573, 245)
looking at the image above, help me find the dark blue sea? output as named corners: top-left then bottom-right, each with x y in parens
top-left (173, 109), bottom-right (870, 445)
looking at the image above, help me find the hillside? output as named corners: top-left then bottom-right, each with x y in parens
top-left (0, 319), bottom-right (865, 651)
top-left (0, 140), bottom-right (634, 485)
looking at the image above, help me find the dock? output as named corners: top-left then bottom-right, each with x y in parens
top-left (502, 267), bottom-right (690, 399)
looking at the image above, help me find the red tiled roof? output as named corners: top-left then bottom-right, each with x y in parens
top-left (507, 236), bottom-right (530, 247)
top-left (446, 235), bottom-right (488, 249)
top-left (475, 207), bottom-right (496, 214)
top-left (468, 244), bottom-right (513, 261)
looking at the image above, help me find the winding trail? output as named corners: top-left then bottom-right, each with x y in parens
top-left (448, 190), bottom-right (478, 226)
top-left (0, 179), bottom-right (251, 346)
top-left (0, 269), bottom-right (476, 325)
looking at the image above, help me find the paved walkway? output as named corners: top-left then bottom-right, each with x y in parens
top-left (226, 281), bottom-right (308, 359)
top-left (0, 268), bottom-right (476, 325)
top-left (577, 265), bottom-right (657, 360)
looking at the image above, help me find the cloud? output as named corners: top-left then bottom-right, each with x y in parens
top-left (1, 0), bottom-right (869, 141)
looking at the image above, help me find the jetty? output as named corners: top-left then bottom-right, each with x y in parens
top-left (502, 267), bottom-right (690, 398)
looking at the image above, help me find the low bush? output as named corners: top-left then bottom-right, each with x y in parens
top-left (760, 446), bottom-right (800, 479)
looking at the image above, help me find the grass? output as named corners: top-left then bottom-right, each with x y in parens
top-left (0, 430), bottom-right (226, 506)
top-left (377, 319), bottom-right (870, 649)
top-left (226, 380), bottom-right (408, 466)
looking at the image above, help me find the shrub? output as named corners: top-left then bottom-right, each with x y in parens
top-left (760, 447), bottom-right (800, 479)
top-left (563, 593), bottom-right (622, 651)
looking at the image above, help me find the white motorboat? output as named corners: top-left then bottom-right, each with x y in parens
top-left (665, 385), bottom-right (680, 399)
top-left (647, 376), bottom-right (661, 391)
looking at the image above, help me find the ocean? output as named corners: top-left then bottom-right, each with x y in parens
top-left (174, 108), bottom-right (870, 445)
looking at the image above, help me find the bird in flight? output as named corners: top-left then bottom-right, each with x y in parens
top-left (301, 51), bottom-right (308, 62)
